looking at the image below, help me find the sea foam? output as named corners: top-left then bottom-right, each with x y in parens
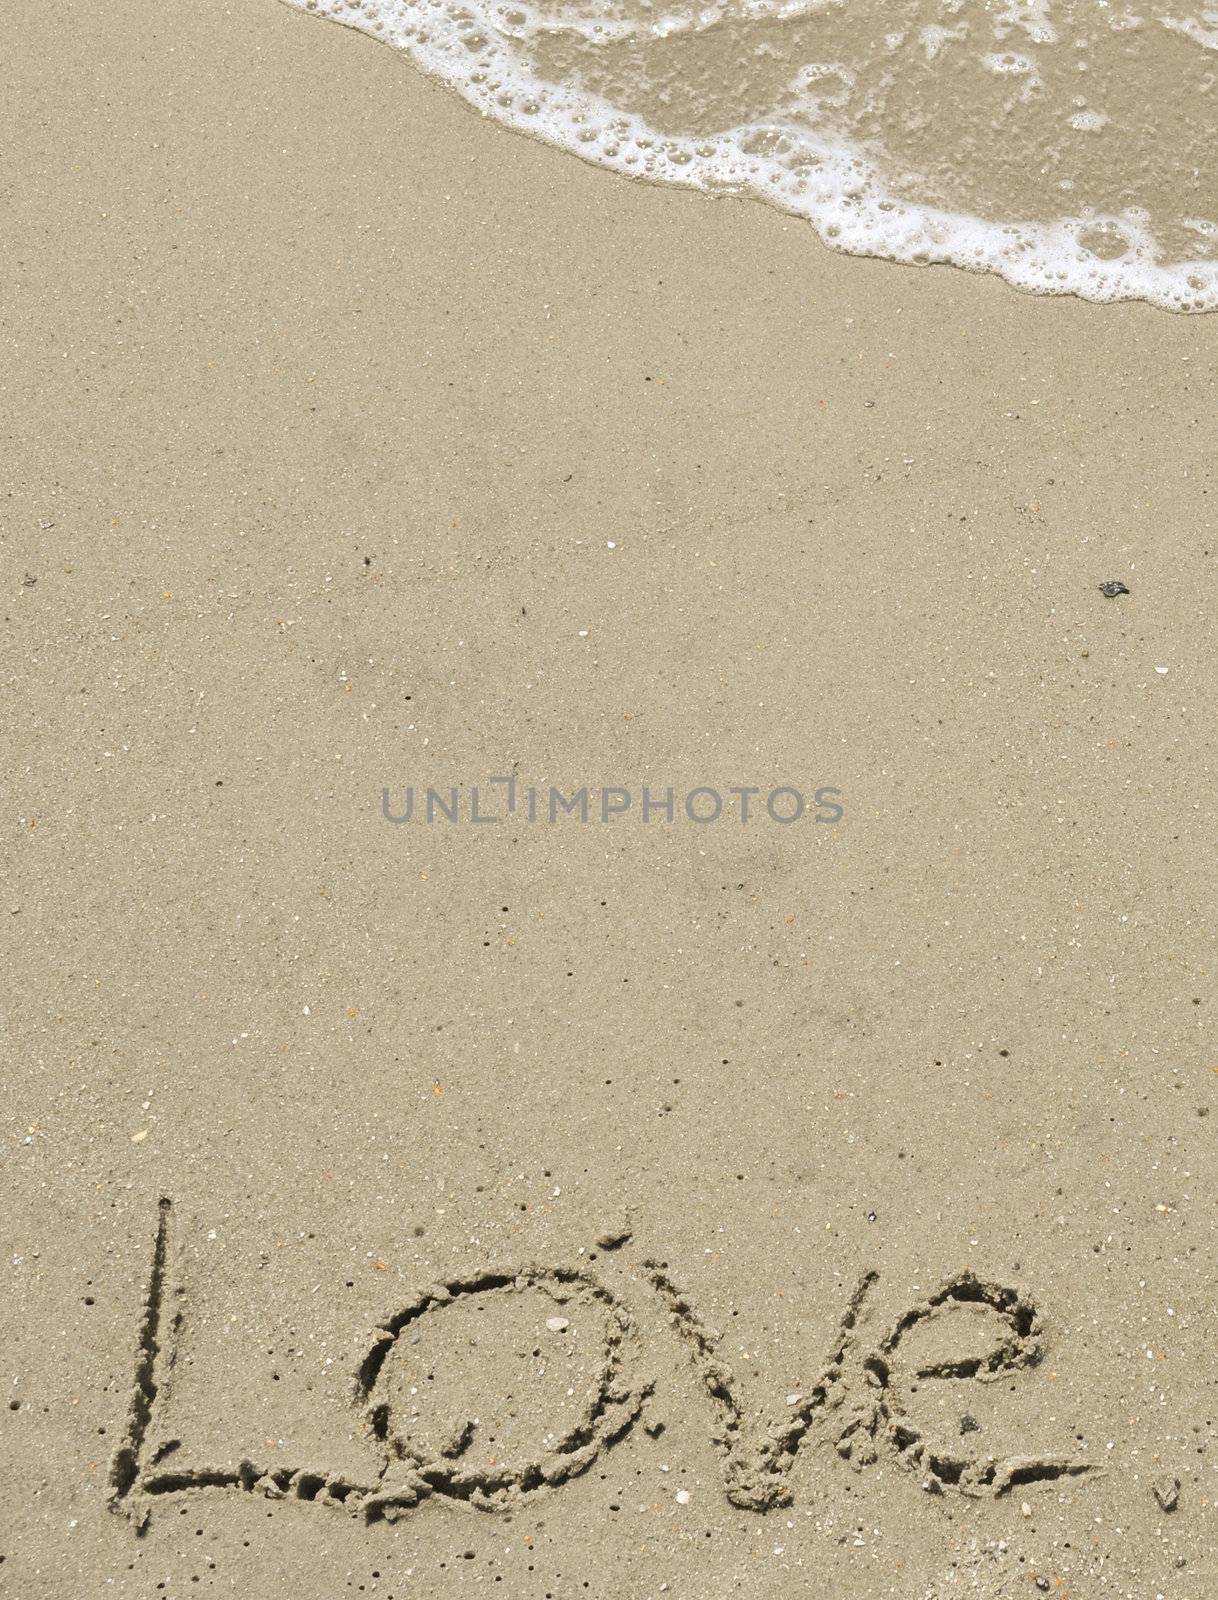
top-left (287, 0), bottom-right (1218, 311)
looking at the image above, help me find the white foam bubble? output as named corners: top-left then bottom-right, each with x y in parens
top-left (288, 0), bottom-right (1218, 312)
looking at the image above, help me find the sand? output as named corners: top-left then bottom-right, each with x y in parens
top-left (2, 1), bottom-right (1215, 1596)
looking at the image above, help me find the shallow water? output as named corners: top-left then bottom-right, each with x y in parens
top-left (289, 0), bottom-right (1218, 310)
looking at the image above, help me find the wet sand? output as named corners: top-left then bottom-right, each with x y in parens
top-left (2, 1), bottom-right (1215, 1596)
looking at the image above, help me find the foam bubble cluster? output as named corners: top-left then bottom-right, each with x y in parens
top-left (288, 0), bottom-right (1218, 311)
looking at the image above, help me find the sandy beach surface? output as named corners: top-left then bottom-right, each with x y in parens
top-left (2, 2), bottom-right (1216, 1596)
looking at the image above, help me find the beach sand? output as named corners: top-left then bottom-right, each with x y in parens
top-left (2, 1), bottom-right (1215, 1595)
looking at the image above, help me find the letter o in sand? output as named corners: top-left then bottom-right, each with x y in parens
top-left (353, 1265), bottom-right (649, 1516)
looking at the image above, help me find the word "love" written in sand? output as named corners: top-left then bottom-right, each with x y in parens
top-left (110, 1200), bottom-right (1096, 1534)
